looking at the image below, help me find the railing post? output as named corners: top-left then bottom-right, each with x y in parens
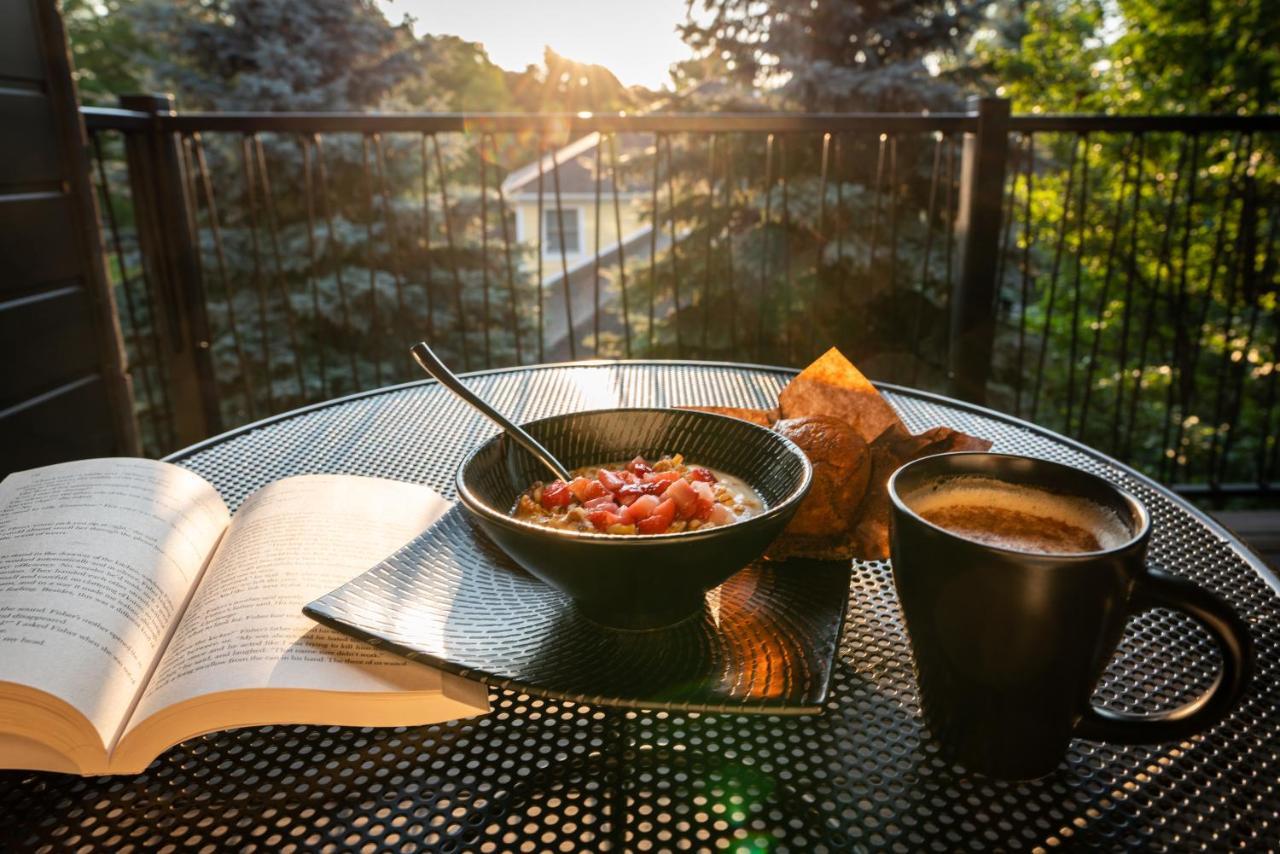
top-left (949, 96), bottom-right (1010, 405)
top-left (118, 93), bottom-right (221, 443)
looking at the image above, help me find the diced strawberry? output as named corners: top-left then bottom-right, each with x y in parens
top-left (637, 499), bottom-right (676, 534)
top-left (567, 476), bottom-right (593, 502)
top-left (617, 481), bottom-right (666, 504)
top-left (665, 477), bottom-right (698, 519)
top-left (644, 470), bottom-right (681, 485)
top-left (707, 502), bottom-right (735, 526)
top-left (623, 494), bottom-right (661, 523)
top-left (619, 470), bottom-right (638, 484)
top-left (691, 480), bottom-right (716, 520)
top-left (597, 468), bottom-right (626, 493)
top-left (587, 510), bottom-right (621, 531)
top-left (627, 456), bottom-right (654, 476)
top-left (688, 467), bottom-right (717, 483)
top-left (583, 495), bottom-right (619, 513)
top-left (540, 480), bottom-right (572, 509)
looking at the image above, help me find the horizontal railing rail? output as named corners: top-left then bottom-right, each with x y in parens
top-left (81, 98), bottom-right (1280, 504)
top-left (83, 109), bottom-right (980, 134)
top-left (82, 107), bottom-right (1280, 135)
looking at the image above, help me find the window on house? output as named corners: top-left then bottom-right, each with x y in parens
top-left (543, 208), bottom-right (581, 254)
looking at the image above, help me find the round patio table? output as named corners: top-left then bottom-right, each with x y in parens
top-left (3, 361), bottom-right (1278, 852)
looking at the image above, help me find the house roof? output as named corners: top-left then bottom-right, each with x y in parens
top-left (502, 132), bottom-right (652, 197)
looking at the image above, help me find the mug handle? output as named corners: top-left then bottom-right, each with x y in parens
top-left (1074, 569), bottom-right (1254, 744)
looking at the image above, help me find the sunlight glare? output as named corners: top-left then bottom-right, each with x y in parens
top-left (383, 0), bottom-right (693, 89)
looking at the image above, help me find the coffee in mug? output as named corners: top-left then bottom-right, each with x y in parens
top-left (905, 476), bottom-right (1130, 555)
top-left (888, 452), bottom-right (1253, 780)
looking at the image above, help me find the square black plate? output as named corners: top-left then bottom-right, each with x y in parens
top-left (306, 506), bottom-right (851, 713)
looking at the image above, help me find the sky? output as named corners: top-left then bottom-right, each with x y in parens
top-left (381, 0), bottom-right (695, 90)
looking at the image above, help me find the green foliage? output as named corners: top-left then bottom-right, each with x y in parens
top-left (976, 0), bottom-right (1279, 113)
top-left (679, 0), bottom-right (987, 109)
top-left (63, 0), bottom-right (155, 104)
top-left (128, 0), bottom-right (423, 110)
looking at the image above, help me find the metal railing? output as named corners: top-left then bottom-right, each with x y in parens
top-left (82, 96), bottom-right (1280, 501)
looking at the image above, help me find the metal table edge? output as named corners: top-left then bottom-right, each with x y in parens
top-left (161, 358), bottom-right (1280, 597)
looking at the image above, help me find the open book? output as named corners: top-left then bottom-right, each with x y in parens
top-left (0, 459), bottom-right (489, 776)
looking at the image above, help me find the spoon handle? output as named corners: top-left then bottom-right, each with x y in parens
top-left (410, 342), bottom-right (573, 482)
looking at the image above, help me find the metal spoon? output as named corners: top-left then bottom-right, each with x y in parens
top-left (410, 342), bottom-right (573, 482)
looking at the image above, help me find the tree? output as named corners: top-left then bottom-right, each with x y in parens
top-left (505, 47), bottom-right (643, 114)
top-left (130, 0), bottom-right (423, 110)
top-left (62, 0), bottom-right (155, 104)
top-left (679, 0), bottom-right (987, 111)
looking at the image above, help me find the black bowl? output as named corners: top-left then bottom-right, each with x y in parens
top-left (456, 408), bottom-right (813, 629)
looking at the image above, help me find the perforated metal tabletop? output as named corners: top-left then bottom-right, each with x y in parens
top-left (4, 362), bottom-right (1278, 852)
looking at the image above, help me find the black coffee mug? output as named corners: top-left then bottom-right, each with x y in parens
top-left (888, 452), bottom-right (1254, 780)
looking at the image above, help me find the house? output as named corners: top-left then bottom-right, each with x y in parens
top-left (501, 132), bottom-right (674, 358)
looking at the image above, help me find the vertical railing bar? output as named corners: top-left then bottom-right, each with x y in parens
top-left (665, 134), bottom-right (682, 357)
top-left (478, 136), bottom-right (493, 368)
top-left (992, 133), bottom-right (1020, 324)
top-left (1110, 134), bottom-right (1145, 454)
top-left (886, 133), bottom-right (900, 299)
top-left (92, 130), bottom-right (165, 447)
top-left (1064, 132), bottom-right (1090, 433)
top-left (537, 134), bottom-right (545, 362)
top-left (1206, 143), bottom-right (1257, 488)
top-left (298, 136), bottom-right (327, 399)
top-left (818, 132), bottom-right (830, 254)
top-left (1159, 132), bottom-right (1202, 480)
top-left (1029, 135), bottom-right (1081, 423)
top-left (1120, 136), bottom-right (1190, 461)
top-left (419, 134), bottom-right (436, 345)
top-left (834, 133), bottom-right (845, 270)
top-left (431, 133), bottom-right (471, 371)
top-left (1174, 133), bottom-right (1248, 480)
top-left (702, 133), bottom-right (717, 357)
top-left (1264, 368), bottom-right (1280, 487)
top-left (549, 135), bottom-right (576, 361)
top-left (175, 134), bottom-right (211, 439)
top-left (489, 134), bottom-right (523, 365)
top-left (1209, 216), bottom-right (1254, 489)
top-left (178, 133), bottom-right (217, 438)
top-left (941, 133), bottom-right (958, 359)
top-left (911, 131), bottom-right (945, 386)
top-left (311, 133), bottom-right (360, 389)
top-left (816, 132), bottom-right (830, 360)
top-left (372, 133), bottom-right (412, 377)
top-left (192, 133), bottom-right (257, 417)
top-left (1078, 133), bottom-right (1137, 437)
top-left (1265, 348), bottom-right (1280, 486)
top-left (1219, 183), bottom-right (1274, 486)
top-left (359, 135), bottom-right (385, 387)
top-left (1257, 197), bottom-right (1280, 486)
top-left (756, 133), bottom-right (774, 362)
top-left (779, 134), bottom-right (793, 362)
top-left (254, 135), bottom-right (307, 399)
top-left (649, 132), bottom-right (660, 354)
top-left (1014, 133), bottom-right (1036, 417)
top-left (241, 134), bottom-right (275, 409)
top-left (607, 133), bottom-right (632, 359)
top-left (592, 133), bottom-right (603, 355)
top-left (867, 133), bottom-right (887, 273)
top-left (722, 133), bottom-right (738, 354)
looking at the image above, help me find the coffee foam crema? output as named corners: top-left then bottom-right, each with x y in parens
top-left (905, 476), bottom-right (1132, 554)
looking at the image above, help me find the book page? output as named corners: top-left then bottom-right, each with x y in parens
top-left (126, 475), bottom-right (457, 729)
top-left (0, 459), bottom-right (229, 747)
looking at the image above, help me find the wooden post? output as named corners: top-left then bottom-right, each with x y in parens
top-left (949, 96), bottom-right (1010, 405)
top-left (119, 93), bottom-right (221, 442)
